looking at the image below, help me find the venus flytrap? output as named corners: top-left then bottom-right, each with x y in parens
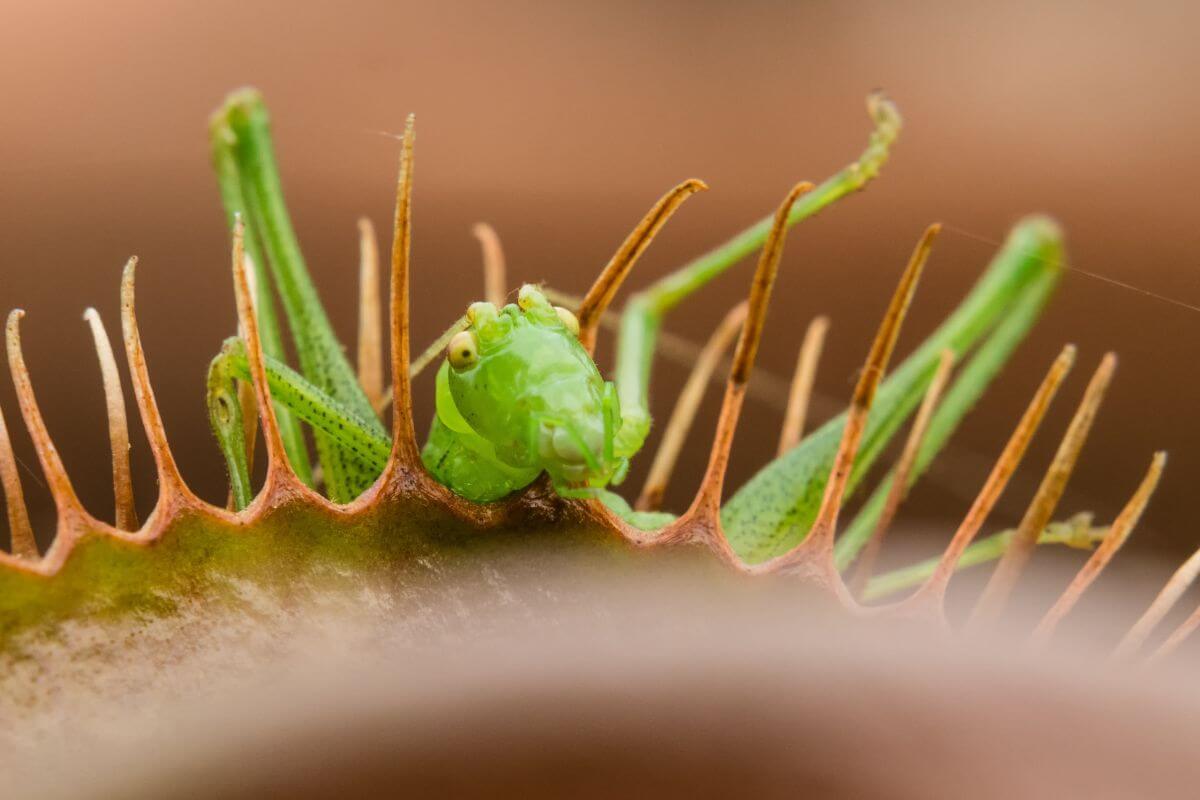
top-left (0, 87), bottom-right (1186, 701)
top-left (204, 89), bottom-right (1129, 600)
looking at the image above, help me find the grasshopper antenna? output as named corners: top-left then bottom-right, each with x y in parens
top-left (473, 222), bottom-right (507, 308)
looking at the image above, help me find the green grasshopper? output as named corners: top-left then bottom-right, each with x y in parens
top-left (205, 88), bottom-right (1066, 581)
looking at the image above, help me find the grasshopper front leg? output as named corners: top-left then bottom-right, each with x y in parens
top-left (207, 342), bottom-right (254, 510)
top-left (604, 93), bottom-right (902, 458)
top-left (211, 90), bottom-right (384, 502)
top-left (208, 338), bottom-right (392, 510)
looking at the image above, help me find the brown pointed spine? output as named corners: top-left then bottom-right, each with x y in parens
top-left (1031, 452), bottom-right (1166, 646)
top-left (635, 301), bottom-right (747, 512)
top-left (1149, 591), bottom-right (1200, 662)
top-left (659, 182), bottom-right (812, 561)
top-left (386, 114), bottom-right (422, 471)
top-left (83, 308), bottom-right (138, 531)
top-left (849, 348), bottom-right (955, 598)
top-left (577, 179), bottom-right (708, 353)
top-left (0, 401), bottom-right (36, 559)
top-left (231, 219), bottom-right (297, 495)
top-left (5, 310), bottom-right (89, 526)
top-left (898, 345), bottom-right (1074, 619)
top-left (777, 315), bottom-right (830, 455)
top-left (1115, 544), bottom-right (1200, 659)
top-left (767, 224), bottom-right (941, 594)
top-left (971, 353), bottom-right (1116, 625)
top-left (356, 217), bottom-right (384, 412)
top-left (120, 258), bottom-right (197, 506)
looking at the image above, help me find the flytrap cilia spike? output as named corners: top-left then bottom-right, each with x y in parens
top-left (84, 307), bottom-right (138, 532)
top-left (758, 222), bottom-right (942, 600)
top-left (1, 87), bottom-right (1195, 700)
top-left (356, 217), bottom-right (385, 413)
top-left (778, 314), bottom-right (830, 457)
top-left (849, 347), bottom-right (955, 599)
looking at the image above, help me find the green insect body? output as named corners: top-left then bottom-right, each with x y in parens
top-left (421, 287), bottom-right (635, 502)
top-left (212, 284), bottom-right (638, 504)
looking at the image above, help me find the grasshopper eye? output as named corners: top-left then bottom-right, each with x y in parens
top-left (447, 331), bottom-right (479, 370)
top-left (554, 306), bottom-right (580, 337)
top-left (517, 284), bottom-right (541, 311)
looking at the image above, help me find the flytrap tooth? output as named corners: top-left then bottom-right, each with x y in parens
top-left (576, 178), bottom-right (708, 354)
top-left (371, 313), bottom-right (472, 418)
top-left (231, 219), bottom-right (307, 499)
top-left (635, 301), bottom-right (747, 513)
top-left (472, 222), bottom-right (507, 308)
top-left (971, 353), bottom-right (1117, 627)
top-left (382, 113), bottom-right (423, 474)
top-left (1114, 544), bottom-right (1200, 659)
top-left (1149, 590), bottom-right (1200, 662)
top-left (1031, 451), bottom-right (1167, 647)
top-left (0, 400), bottom-right (36, 560)
top-left (767, 223), bottom-right (940, 592)
top-left (84, 308), bottom-right (138, 531)
top-left (5, 309), bottom-right (91, 529)
top-left (891, 345), bottom-right (1075, 623)
top-left (659, 182), bottom-right (811, 561)
top-left (356, 217), bottom-right (384, 412)
top-left (849, 348), bottom-right (955, 599)
top-left (777, 315), bottom-right (830, 456)
top-left (121, 258), bottom-right (200, 509)
top-left (226, 253), bottom-right (262, 507)
top-left (540, 285), bottom-right (772, 409)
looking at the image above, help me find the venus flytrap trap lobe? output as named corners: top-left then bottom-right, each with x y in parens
top-left (0, 87), bottom-right (1190, 682)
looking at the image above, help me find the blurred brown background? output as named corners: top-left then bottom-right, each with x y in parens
top-left (1, 1), bottom-right (1197, 576)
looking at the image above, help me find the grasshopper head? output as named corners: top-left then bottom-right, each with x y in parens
top-left (438, 285), bottom-right (626, 489)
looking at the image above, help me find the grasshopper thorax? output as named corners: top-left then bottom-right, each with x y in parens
top-left (438, 285), bottom-right (625, 489)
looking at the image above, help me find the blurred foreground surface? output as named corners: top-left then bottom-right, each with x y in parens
top-left (7, 550), bottom-right (1200, 799)
top-left (1, 1), bottom-right (1199, 570)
